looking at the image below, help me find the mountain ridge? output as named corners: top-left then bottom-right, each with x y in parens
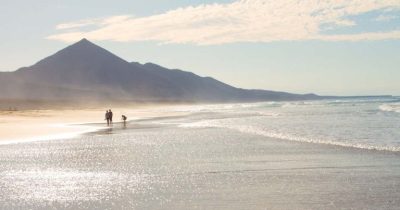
top-left (0, 38), bottom-right (322, 102)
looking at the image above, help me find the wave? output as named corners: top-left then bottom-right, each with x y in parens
top-left (379, 103), bottom-right (400, 113)
top-left (179, 120), bottom-right (400, 152)
top-left (279, 97), bottom-right (398, 108)
top-left (167, 102), bottom-right (265, 113)
top-left (168, 97), bottom-right (398, 114)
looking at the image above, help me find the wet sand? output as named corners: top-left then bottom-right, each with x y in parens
top-left (0, 113), bottom-right (399, 209)
top-left (0, 103), bottom-right (399, 209)
top-left (0, 105), bottom-right (183, 143)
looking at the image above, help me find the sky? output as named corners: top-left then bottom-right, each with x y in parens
top-left (1, 0), bottom-right (400, 96)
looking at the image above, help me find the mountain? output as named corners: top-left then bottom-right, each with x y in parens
top-left (0, 38), bottom-right (321, 102)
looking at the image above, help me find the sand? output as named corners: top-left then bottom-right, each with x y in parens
top-left (0, 105), bottom-right (182, 143)
top-left (0, 102), bottom-right (399, 209)
top-left (0, 115), bottom-right (399, 209)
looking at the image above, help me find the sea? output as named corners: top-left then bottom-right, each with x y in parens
top-left (0, 96), bottom-right (399, 209)
top-left (176, 96), bottom-right (400, 152)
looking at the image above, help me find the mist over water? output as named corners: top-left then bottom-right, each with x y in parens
top-left (0, 97), bottom-right (400, 209)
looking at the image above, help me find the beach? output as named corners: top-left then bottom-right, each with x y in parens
top-left (2, 0), bottom-right (399, 209)
top-left (0, 105), bottom-right (183, 144)
top-left (0, 99), bottom-right (399, 209)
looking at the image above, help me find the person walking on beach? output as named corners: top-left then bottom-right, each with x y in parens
top-left (105, 110), bottom-right (110, 126)
top-left (122, 115), bottom-right (127, 127)
top-left (109, 109), bottom-right (113, 124)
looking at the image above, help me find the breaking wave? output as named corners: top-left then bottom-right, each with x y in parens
top-left (379, 103), bottom-right (400, 113)
top-left (179, 120), bottom-right (400, 152)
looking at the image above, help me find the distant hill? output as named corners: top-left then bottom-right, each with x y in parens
top-left (0, 38), bottom-right (321, 102)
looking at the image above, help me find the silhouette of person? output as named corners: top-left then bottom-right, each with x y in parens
top-left (109, 109), bottom-right (113, 124)
top-left (105, 110), bottom-right (110, 126)
top-left (122, 115), bottom-right (127, 127)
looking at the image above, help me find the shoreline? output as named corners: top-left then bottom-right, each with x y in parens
top-left (1, 117), bottom-right (398, 209)
top-left (0, 102), bottom-right (399, 155)
top-left (0, 105), bottom-right (185, 145)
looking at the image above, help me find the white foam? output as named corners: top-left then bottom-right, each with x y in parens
top-left (179, 119), bottom-right (400, 152)
top-left (168, 102), bottom-right (266, 113)
top-left (379, 103), bottom-right (400, 113)
top-left (229, 125), bottom-right (400, 152)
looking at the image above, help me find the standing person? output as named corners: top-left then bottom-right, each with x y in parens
top-left (105, 110), bottom-right (110, 126)
top-left (109, 109), bottom-right (113, 124)
top-left (122, 115), bottom-right (127, 127)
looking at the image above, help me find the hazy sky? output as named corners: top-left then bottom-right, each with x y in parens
top-left (1, 0), bottom-right (399, 96)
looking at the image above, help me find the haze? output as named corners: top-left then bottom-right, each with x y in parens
top-left (1, 0), bottom-right (400, 96)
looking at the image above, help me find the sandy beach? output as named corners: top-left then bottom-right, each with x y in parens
top-left (0, 100), bottom-right (399, 209)
top-left (1, 0), bottom-right (399, 209)
top-left (0, 105), bottom-right (183, 144)
top-left (0, 107), bottom-right (399, 209)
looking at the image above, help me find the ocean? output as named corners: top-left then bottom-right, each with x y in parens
top-left (0, 97), bottom-right (399, 209)
top-left (177, 96), bottom-right (400, 152)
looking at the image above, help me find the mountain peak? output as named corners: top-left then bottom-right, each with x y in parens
top-left (48, 38), bottom-right (124, 63)
top-left (75, 38), bottom-right (91, 45)
top-left (5, 39), bottom-right (322, 102)
top-left (17, 37), bottom-right (131, 76)
top-left (68, 38), bottom-right (98, 50)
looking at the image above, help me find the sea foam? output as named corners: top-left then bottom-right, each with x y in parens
top-left (379, 103), bottom-right (400, 113)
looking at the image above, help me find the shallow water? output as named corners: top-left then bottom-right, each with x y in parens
top-left (178, 97), bottom-right (400, 151)
top-left (1, 98), bottom-right (400, 209)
